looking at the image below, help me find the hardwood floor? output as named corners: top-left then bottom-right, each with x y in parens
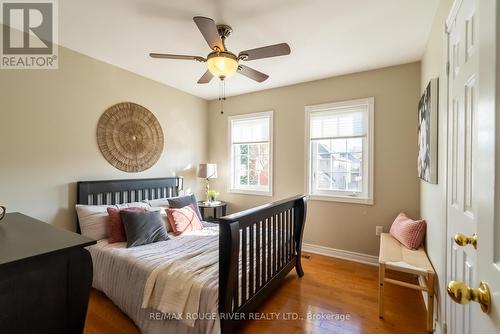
top-left (84, 253), bottom-right (427, 334)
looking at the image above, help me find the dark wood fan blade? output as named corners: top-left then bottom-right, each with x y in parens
top-left (193, 16), bottom-right (225, 51)
top-left (149, 53), bottom-right (205, 62)
top-left (239, 43), bottom-right (291, 61)
top-left (197, 70), bottom-right (214, 84)
top-left (237, 65), bottom-right (269, 82)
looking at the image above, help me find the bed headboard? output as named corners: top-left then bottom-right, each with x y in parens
top-left (76, 176), bottom-right (183, 206)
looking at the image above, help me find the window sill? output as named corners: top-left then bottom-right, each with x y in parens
top-left (229, 189), bottom-right (273, 197)
top-left (308, 194), bottom-right (374, 205)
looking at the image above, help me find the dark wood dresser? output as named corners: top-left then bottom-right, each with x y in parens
top-left (0, 213), bottom-right (96, 334)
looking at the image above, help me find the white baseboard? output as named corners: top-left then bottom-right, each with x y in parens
top-left (302, 242), bottom-right (378, 266)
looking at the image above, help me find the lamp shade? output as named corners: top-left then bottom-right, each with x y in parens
top-left (197, 163), bottom-right (217, 179)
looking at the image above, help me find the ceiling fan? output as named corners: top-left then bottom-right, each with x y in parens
top-left (149, 16), bottom-right (291, 84)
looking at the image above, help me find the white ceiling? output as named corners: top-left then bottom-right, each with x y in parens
top-left (59, 0), bottom-right (439, 100)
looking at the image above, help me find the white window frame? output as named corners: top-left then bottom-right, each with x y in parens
top-left (305, 97), bottom-right (374, 205)
top-left (228, 111), bottom-right (273, 196)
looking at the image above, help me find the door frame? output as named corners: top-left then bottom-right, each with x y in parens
top-left (443, 2), bottom-right (454, 332)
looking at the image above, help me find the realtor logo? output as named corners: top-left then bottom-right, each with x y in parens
top-left (1, 0), bottom-right (58, 69)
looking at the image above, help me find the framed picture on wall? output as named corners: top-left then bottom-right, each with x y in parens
top-left (418, 78), bottom-right (438, 184)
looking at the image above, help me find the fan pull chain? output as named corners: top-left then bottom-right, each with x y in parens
top-left (218, 79), bottom-right (221, 113)
top-left (218, 78), bottom-right (226, 114)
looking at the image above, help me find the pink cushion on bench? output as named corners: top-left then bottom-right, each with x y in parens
top-left (389, 212), bottom-right (426, 250)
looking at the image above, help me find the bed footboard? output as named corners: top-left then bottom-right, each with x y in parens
top-left (218, 195), bottom-right (307, 333)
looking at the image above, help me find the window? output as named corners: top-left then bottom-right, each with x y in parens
top-left (306, 98), bottom-right (374, 204)
top-left (229, 111), bottom-right (273, 196)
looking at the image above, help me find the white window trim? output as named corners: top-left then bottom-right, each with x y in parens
top-left (305, 97), bottom-right (374, 205)
top-left (228, 111), bottom-right (273, 197)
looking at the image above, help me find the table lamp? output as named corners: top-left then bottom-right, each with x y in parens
top-left (197, 163), bottom-right (217, 203)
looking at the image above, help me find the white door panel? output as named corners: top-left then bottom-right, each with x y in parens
top-left (446, 0), bottom-right (499, 333)
top-left (447, 0), bottom-right (478, 333)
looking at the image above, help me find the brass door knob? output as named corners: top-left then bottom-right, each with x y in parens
top-left (454, 233), bottom-right (477, 249)
top-left (447, 280), bottom-right (491, 313)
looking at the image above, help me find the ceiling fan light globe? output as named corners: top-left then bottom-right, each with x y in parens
top-left (207, 53), bottom-right (238, 78)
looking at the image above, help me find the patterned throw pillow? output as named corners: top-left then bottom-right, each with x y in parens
top-left (389, 212), bottom-right (426, 250)
top-left (166, 205), bottom-right (204, 235)
top-left (107, 207), bottom-right (145, 243)
top-left (167, 194), bottom-right (203, 221)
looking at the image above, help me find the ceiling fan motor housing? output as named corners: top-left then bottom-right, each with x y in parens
top-left (217, 24), bottom-right (233, 40)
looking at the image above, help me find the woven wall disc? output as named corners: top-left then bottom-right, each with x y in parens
top-left (97, 102), bottom-right (164, 173)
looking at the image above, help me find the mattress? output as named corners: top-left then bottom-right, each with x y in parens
top-left (88, 221), bottom-right (279, 334)
top-left (88, 223), bottom-right (220, 334)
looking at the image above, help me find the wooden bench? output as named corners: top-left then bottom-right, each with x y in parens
top-left (378, 233), bottom-right (436, 332)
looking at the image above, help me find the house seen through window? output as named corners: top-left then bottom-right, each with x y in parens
top-left (229, 111), bottom-right (273, 196)
top-left (306, 98), bottom-right (374, 204)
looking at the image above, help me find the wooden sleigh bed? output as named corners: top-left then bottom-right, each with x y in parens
top-left (76, 176), bottom-right (307, 334)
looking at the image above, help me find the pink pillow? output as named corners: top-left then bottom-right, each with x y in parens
top-left (389, 212), bottom-right (426, 250)
top-left (107, 207), bottom-right (145, 243)
top-left (166, 205), bottom-right (203, 236)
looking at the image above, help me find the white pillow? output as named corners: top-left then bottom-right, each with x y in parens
top-left (117, 202), bottom-right (151, 209)
top-left (76, 202), bottom-right (152, 240)
top-left (76, 204), bottom-right (113, 240)
top-left (142, 198), bottom-right (170, 208)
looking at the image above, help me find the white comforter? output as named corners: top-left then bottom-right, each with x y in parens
top-left (142, 237), bottom-right (218, 327)
top-left (88, 223), bottom-right (220, 334)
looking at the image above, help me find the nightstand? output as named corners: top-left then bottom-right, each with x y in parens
top-left (197, 201), bottom-right (227, 221)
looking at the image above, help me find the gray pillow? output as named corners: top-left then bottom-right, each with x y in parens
top-left (167, 194), bottom-right (203, 220)
top-left (121, 210), bottom-right (169, 248)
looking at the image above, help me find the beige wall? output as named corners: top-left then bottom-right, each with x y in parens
top-left (0, 45), bottom-right (208, 231)
top-left (420, 0), bottom-right (453, 332)
top-left (208, 62), bottom-right (421, 256)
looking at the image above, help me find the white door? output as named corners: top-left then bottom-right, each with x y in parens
top-left (446, 0), bottom-right (500, 333)
top-left (446, 0), bottom-right (479, 332)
